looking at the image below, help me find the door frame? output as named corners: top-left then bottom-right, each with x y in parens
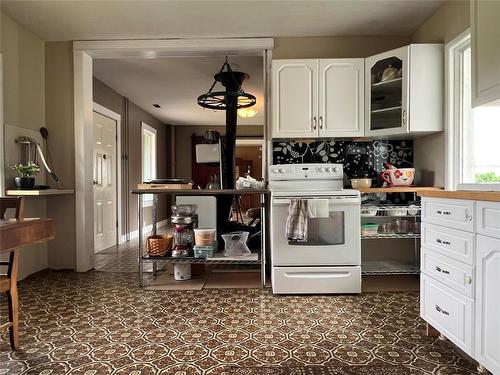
top-left (74, 38), bottom-right (274, 272)
top-left (235, 138), bottom-right (266, 181)
top-left (93, 102), bottom-right (123, 245)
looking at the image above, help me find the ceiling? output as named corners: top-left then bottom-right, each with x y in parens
top-left (93, 56), bottom-right (264, 126)
top-left (2, 0), bottom-right (444, 41)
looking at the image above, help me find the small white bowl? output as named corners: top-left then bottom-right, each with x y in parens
top-left (351, 178), bottom-right (372, 189)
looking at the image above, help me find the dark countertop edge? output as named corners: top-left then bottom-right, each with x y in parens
top-left (131, 189), bottom-right (270, 195)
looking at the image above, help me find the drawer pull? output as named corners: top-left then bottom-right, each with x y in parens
top-left (435, 266), bottom-right (450, 275)
top-left (436, 210), bottom-right (451, 215)
top-left (435, 305), bottom-right (450, 316)
top-left (466, 214), bottom-right (473, 222)
top-left (436, 238), bottom-right (451, 245)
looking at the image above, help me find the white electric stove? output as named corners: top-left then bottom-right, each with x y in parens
top-left (269, 163), bottom-right (361, 294)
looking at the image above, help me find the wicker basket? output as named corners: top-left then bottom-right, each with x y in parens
top-left (146, 234), bottom-right (172, 257)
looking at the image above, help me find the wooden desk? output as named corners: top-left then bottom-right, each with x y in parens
top-left (0, 218), bottom-right (54, 349)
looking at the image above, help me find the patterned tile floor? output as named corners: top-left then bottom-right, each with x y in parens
top-left (0, 268), bottom-right (481, 374)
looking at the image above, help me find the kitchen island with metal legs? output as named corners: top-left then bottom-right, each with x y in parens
top-left (132, 188), bottom-right (269, 288)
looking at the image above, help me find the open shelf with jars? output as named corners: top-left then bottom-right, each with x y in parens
top-left (360, 192), bottom-right (421, 276)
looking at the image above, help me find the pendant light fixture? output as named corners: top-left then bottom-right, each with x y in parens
top-left (197, 56), bottom-right (256, 110)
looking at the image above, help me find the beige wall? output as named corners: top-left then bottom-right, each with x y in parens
top-left (45, 41), bottom-right (76, 269)
top-left (1, 12), bottom-right (50, 279)
top-left (174, 125), bottom-right (264, 181)
top-left (273, 36), bottom-right (411, 59)
top-left (411, 0), bottom-right (470, 187)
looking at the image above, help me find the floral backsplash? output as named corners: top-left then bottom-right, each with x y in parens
top-left (273, 139), bottom-right (413, 186)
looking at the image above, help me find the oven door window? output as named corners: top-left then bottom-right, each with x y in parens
top-left (289, 212), bottom-right (345, 246)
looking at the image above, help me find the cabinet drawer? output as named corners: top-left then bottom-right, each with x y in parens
top-left (421, 198), bottom-right (474, 232)
top-left (477, 201), bottom-right (500, 239)
top-left (421, 275), bottom-right (474, 356)
top-left (421, 247), bottom-right (474, 298)
top-left (421, 223), bottom-right (475, 265)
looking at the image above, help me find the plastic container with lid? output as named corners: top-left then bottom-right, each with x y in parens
top-left (193, 242), bottom-right (218, 258)
top-left (361, 223), bottom-right (379, 236)
top-left (194, 228), bottom-right (216, 246)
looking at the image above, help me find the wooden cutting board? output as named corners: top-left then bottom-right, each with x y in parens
top-left (137, 183), bottom-right (193, 190)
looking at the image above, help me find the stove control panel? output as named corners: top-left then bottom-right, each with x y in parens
top-left (269, 163), bottom-right (343, 180)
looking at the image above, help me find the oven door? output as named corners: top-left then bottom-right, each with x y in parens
top-left (271, 195), bottom-right (360, 266)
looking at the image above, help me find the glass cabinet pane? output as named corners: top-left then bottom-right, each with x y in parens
top-left (370, 56), bottom-right (403, 131)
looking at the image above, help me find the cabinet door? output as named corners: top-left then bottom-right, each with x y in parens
top-left (471, 0), bottom-right (500, 107)
top-left (475, 235), bottom-right (500, 374)
top-left (365, 46), bottom-right (409, 136)
top-left (318, 59), bottom-right (364, 137)
top-left (272, 60), bottom-right (318, 138)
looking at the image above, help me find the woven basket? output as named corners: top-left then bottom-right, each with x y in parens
top-left (147, 234), bottom-right (172, 257)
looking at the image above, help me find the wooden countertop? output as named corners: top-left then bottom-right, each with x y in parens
top-left (357, 186), bottom-right (443, 193)
top-left (417, 190), bottom-right (500, 202)
top-left (6, 189), bottom-right (74, 196)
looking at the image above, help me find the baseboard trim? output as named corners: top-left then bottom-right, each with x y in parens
top-left (127, 219), bottom-right (169, 241)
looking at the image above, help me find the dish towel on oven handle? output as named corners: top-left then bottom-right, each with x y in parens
top-left (286, 198), bottom-right (308, 242)
top-left (307, 199), bottom-right (329, 218)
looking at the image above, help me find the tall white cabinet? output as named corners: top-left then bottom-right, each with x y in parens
top-left (272, 58), bottom-right (364, 138)
top-left (420, 197), bottom-right (500, 375)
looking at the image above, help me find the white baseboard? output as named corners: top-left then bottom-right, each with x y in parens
top-left (126, 219), bottom-right (169, 241)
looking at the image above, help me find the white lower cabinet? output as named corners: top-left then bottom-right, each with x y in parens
top-left (475, 235), bottom-right (500, 375)
top-left (421, 275), bottom-right (474, 356)
top-left (421, 198), bottom-right (500, 374)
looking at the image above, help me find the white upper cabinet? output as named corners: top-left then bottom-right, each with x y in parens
top-left (272, 59), bottom-right (364, 139)
top-left (319, 59), bottom-right (364, 137)
top-left (471, 0), bottom-right (500, 107)
top-left (272, 60), bottom-right (318, 138)
top-left (365, 44), bottom-right (443, 137)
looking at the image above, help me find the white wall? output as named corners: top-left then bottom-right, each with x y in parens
top-left (411, 0), bottom-right (471, 187)
top-left (1, 12), bottom-right (49, 279)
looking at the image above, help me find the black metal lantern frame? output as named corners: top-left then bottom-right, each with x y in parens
top-left (197, 57), bottom-right (256, 110)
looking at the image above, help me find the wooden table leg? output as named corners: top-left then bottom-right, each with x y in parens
top-left (7, 249), bottom-right (19, 350)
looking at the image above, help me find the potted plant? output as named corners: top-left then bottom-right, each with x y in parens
top-left (11, 161), bottom-right (40, 189)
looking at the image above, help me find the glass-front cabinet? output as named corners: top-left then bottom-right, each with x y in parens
top-left (365, 44), bottom-right (443, 137)
top-left (366, 46), bottom-right (409, 136)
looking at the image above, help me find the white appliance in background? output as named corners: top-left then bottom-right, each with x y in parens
top-left (176, 196), bottom-right (217, 232)
top-left (269, 163), bottom-right (361, 294)
top-left (195, 143), bottom-right (220, 163)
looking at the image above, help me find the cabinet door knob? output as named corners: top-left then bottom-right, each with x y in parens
top-left (465, 275), bottom-right (472, 285)
top-left (312, 116), bottom-right (317, 130)
top-left (319, 116), bottom-right (324, 130)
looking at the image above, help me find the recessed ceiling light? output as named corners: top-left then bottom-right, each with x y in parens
top-left (153, 104), bottom-right (161, 108)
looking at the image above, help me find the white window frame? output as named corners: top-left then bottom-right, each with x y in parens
top-left (141, 122), bottom-right (157, 206)
top-left (446, 29), bottom-right (500, 191)
top-left (446, 29), bottom-right (470, 190)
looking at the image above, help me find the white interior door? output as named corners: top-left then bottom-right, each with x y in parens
top-left (93, 111), bottom-right (117, 252)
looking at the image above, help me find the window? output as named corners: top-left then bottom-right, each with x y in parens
top-left (141, 123), bottom-right (157, 205)
top-left (446, 30), bottom-right (500, 190)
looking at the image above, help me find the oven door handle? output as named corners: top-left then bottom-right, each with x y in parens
top-left (272, 198), bottom-right (360, 206)
top-left (284, 271), bottom-right (352, 279)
